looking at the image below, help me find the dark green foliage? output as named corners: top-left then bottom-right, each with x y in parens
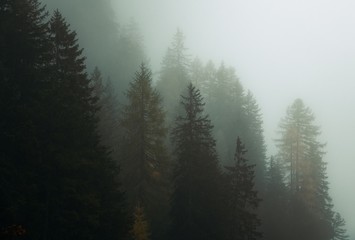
top-left (263, 157), bottom-right (289, 240)
top-left (170, 83), bottom-right (223, 240)
top-left (0, 1), bottom-right (51, 238)
top-left (120, 63), bottom-right (169, 240)
top-left (0, 4), bottom-right (128, 239)
top-left (225, 137), bottom-right (261, 240)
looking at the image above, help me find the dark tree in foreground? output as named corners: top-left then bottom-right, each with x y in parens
top-left (170, 83), bottom-right (223, 240)
top-left (263, 157), bottom-right (289, 240)
top-left (44, 10), bottom-right (128, 240)
top-left (120, 63), bottom-right (170, 240)
top-left (1, 4), bottom-right (128, 239)
top-left (0, 0), bottom-right (51, 237)
top-left (225, 137), bottom-right (261, 240)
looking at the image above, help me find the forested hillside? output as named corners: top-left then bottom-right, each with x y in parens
top-left (0, 1), bottom-right (349, 240)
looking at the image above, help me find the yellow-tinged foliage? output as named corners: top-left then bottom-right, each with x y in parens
top-left (131, 205), bottom-right (150, 240)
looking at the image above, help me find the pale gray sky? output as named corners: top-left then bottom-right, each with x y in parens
top-left (113, 0), bottom-right (355, 235)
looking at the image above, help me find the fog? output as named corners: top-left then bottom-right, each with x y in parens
top-left (113, 0), bottom-right (355, 236)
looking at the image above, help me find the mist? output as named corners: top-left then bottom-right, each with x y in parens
top-left (1, 0), bottom-right (354, 239)
top-left (112, 0), bottom-right (355, 235)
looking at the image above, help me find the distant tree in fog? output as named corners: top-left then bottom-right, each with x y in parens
top-left (332, 212), bottom-right (349, 240)
top-left (156, 29), bottom-right (190, 125)
top-left (276, 98), bottom-right (344, 240)
top-left (90, 67), bottom-right (121, 158)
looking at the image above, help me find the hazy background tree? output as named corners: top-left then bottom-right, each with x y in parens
top-left (156, 29), bottom-right (190, 127)
top-left (276, 99), bottom-right (345, 240)
top-left (90, 67), bottom-right (121, 160)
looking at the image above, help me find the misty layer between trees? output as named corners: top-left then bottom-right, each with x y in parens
top-left (0, 1), bottom-right (349, 240)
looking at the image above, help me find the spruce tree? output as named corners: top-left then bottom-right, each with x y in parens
top-left (44, 10), bottom-right (127, 240)
top-left (120, 63), bottom-right (169, 240)
top-left (225, 137), bottom-right (261, 240)
top-left (170, 83), bottom-right (223, 240)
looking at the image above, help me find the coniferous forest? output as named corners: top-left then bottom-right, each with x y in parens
top-left (0, 1), bottom-right (350, 240)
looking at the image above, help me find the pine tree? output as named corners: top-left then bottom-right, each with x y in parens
top-left (170, 83), bottom-right (223, 240)
top-left (120, 63), bottom-right (169, 240)
top-left (225, 137), bottom-right (261, 240)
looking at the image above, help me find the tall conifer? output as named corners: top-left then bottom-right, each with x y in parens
top-left (120, 63), bottom-right (169, 240)
top-left (170, 83), bottom-right (223, 240)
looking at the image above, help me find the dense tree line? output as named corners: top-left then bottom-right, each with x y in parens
top-left (0, 1), bottom-right (349, 240)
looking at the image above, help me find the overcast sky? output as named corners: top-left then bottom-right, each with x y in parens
top-left (112, 0), bottom-right (355, 235)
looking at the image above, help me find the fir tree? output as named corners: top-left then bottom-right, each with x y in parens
top-left (170, 83), bottom-right (223, 240)
top-left (225, 137), bottom-right (261, 240)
